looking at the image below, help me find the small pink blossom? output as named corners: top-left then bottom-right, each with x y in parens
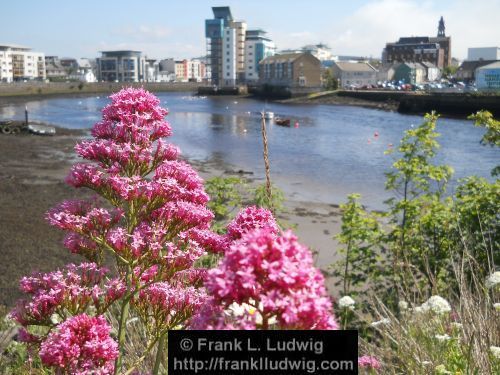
top-left (358, 355), bottom-right (382, 370)
top-left (226, 206), bottom-right (279, 241)
top-left (39, 314), bottom-right (118, 374)
top-left (11, 263), bottom-right (109, 326)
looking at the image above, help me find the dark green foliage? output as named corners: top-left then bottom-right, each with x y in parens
top-left (322, 69), bottom-right (338, 91)
top-left (332, 194), bottom-right (384, 296)
top-left (253, 183), bottom-right (284, 214)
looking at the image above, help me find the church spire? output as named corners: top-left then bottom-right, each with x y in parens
top-left (438, 16), bottom-right (445, 37)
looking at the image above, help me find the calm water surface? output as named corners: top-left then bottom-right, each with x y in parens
top-left (1, 93), bottom-right (498, 210)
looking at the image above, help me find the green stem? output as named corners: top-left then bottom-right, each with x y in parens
top-left (114, 266), bottom-right (132, 375)
top-left (153, 333), bottom-right (167, 375)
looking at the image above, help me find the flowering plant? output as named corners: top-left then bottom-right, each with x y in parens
top-left (11, 88), bottom-right (227, 374)
top-left (11, 88), bottom-right (339, 374)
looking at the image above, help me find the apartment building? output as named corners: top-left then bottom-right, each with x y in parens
top-left (0, 44), bottom-right (45, 82)
top-left (244, 30), bottom-right (275, 82)
top-left (97, 50), bottom-right (145, 82)
top-left (205, 7), bottom-right (233, 86)
top-left (205, 6), bottom-right (272, 86)
top-left (259, 53), bottom-right (322, 87)
top-left (221, 26), bottom-right (237, 86)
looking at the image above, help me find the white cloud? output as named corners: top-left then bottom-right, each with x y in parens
top-left (111, 25), bottom-right (171, 41)
top-left (270, 0), bottom-right (500, 59)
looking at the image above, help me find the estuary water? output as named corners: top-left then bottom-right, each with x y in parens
top-left (1, 92), bottom-right (498, 210)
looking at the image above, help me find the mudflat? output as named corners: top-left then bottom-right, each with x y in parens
top-left (0, 129), bottom-right (343, 307)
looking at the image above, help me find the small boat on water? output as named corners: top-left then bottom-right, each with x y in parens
top-left (28, 124), bottom-right (56, 135)
top-left (275, 118), bottom-right (291, 126)
top-left (263, 111), bottom-right (274, 119)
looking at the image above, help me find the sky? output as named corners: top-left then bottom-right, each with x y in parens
top-left (2, 0), bottom-right (500, 60)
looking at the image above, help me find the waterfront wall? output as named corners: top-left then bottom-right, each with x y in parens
top-left (337, 90), bottom-right (500, 117)
top-left (197, 86), bottom-right (248, 95)
top-left (0, 82), bottom-right (199, 97)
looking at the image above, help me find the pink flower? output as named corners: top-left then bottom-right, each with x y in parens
top-left (135, 283), bottom-right (208, 329)
top-left (39, 314), bottom-right (118, 374)
top-left (226, 206), bottom-right (279, 241)
top-left (358, 355), bottom-right (382, 370)
top-left (11, 263), bottom-right (108, 326)
top-left (194, 228), bottom-right (338, 330)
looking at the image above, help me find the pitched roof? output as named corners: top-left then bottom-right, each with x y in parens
top-left (401, 62), bottom-right (425, 70)
top-left (420, 61), bottom-right (438, 69)
top-left (476, 61), bottom-right (500, 70)
top-left (458, 60), bottom-right (497, 72)
top-left (333, 62), bottom-right (376, 72)
top-left (260, 52), bottom-right (316, 64)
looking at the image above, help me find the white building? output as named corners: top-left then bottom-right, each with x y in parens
top-left (302, 44), bottom-right (332, 61)
top-left (330, 61), bottom-right (377, 88)
top-left (0, 44), bottom-right (45, 82)
top-left (68, 58), bottom-right (96, 82)
top-left (231, 21), bottom-right (247, 82)
top-left (476, 61), bottom-right (500, 90)
top-left (188, 59), bottom-right (205, 81)
top-left (244, 30), bottom-right (275, 82)
top-left (97, 50), bottom-right (146, 82)
top-left (222, 26), bottom-right (237, 86)
top-left (467, 47), bottom-right (500, 61)
top-left (420, 61), bottom-right (441, 81)
top-left (145, 59), bottom-right (160, 82)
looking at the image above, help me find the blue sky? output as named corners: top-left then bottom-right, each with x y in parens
top-left (2, 0), bottom-right (500, 60)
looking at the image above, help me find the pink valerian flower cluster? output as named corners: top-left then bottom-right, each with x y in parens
top-left (226, 206), bottom-right (279, 241)
top-left (135, 283), bottom-right (208, 330)
top-left (49, 88), bottom-right (222, 270)
top-left (191, 227), bottom-right (338, 330)
top-left (39, 314), bottom-right (118, 375)
top-left (358, 355), bottom-right (382, 371)
top-left (11, 263), bottom-right (120, 327)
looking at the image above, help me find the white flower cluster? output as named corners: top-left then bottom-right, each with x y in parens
top-left (338, 296), bottom-right (356, 310)
top-left (486, 271), bottom-right (500, 288)
top-left (371, 318), bottom-right (391, 327)
top-left (435, 334), bottom-right (451, 342)
top-left (494, 303), bottom-right (500, 311)
top-left (490, 346), bottom-right (500, 359)
top-left (227, 301), bottom-right (277, 325)
top-left (398, 301), bottom-right (409, 311)
top-left (420, 295), bottom-right (452, 314)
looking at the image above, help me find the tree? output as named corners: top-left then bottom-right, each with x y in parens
top-left (384, 112), bottom-right (454, 295)
top-left (333, 194), bottom-right (384, 296)
top-left (323, 69), bottom-right (338, 90)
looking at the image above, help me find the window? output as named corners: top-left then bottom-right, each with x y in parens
top-left (227, 58), bottom-right (230, 62)
top-left (249, 52), bottom-right (253, 56)
top-left (226, 73), bottom-right (230, 77)
top-left (226, 44), bottom-right (229, 48)
top-left (226, 52), bottom-right (229, 56)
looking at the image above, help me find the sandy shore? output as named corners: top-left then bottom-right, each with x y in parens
top-left (0, 129), bottom-right (342, 307)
